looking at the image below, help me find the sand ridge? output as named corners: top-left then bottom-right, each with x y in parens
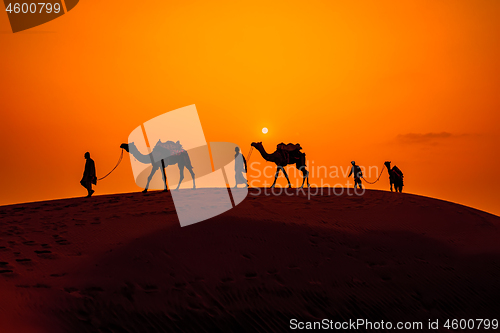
top-left (0, 189), bottom-right (499, 332)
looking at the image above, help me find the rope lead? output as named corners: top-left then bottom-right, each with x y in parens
top-left (361, 166), bottom-right (385, 185)
top-left (98, 149), bottom-right (124, 181)
top-left (246, 146), bottom-right (254, 162)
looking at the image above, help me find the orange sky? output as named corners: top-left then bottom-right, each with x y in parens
top-left (1, 0), bottom-right (499, 215)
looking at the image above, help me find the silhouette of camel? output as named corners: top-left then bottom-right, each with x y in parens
top-left (251, 142), bottom-right (310, 188)
top-left (384, 161), bottom-right (404, 193)
top-left (120, 140), bottom-right (195, 192)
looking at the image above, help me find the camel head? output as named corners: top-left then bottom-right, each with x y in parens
top-left (120, 143), bottom-right (130, 153)
top-left (251, 142), bottom-right (263, 148)
top-left (384, 161), bottom-right (391, 169)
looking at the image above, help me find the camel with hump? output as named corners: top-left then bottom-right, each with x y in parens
top-left (120, 140), bottom-right (195, 192)
top-left (384, 161), bottom-right (404, 193)
top-left (251, 142), bottom-right (310, 188)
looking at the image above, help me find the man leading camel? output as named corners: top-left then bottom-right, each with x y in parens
top-left (348, 161), bottom-right (363, 190)
top-left (81, 152), bottom-right (97, 197)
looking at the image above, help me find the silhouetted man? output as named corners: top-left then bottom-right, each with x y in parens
top-left (348, 160), bottom-right (363, 190)
top-left (81, 152), bottom-right (97, 197)
top-left (234, 147), bottom-right (248, 188)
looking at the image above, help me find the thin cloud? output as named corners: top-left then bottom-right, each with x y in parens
top-left (396, 132), bottom-right (454, 145)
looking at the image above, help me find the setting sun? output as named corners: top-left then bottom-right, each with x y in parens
top-left (262, 127), bottom-right (268, 134)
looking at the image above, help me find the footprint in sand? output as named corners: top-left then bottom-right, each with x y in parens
top-left (15, 258), bottom-right (31, 262)
top-left (309, 238), bottom-right (319, 246)
top-left (50, 273), bottom-right (67, 277)
top-left (64, 287), bottom-right (79, 293)
top-left (0, 262), bottom-right (13, 274)
top-left (141, 284), bottom-right (159, 293)
top-left (55, 239), bottom-right (70, 245)
top-left (33, 284), bottom-right (51, 289)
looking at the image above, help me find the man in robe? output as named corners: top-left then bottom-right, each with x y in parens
top-left (234, 147), bottom-right (248, 188)
top-left (81, 152), bottom-right (97, 197)
top-left (348, 160), bottom-right (363, 190)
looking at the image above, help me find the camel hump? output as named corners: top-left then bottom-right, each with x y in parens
top-left (392, 166), bottom-right (403, 177)
top-left (154, 140), bottom-right (186, 155)
top-left (277, 142), bottom-right (302, 152)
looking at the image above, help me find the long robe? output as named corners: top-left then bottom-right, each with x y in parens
top-left (81, 158), bottom-right (97, 187)
top-left (234, 153), bottom-right (247, 184)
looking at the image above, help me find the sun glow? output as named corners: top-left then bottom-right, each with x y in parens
top-left (262, 127), bottom-right (268, 134)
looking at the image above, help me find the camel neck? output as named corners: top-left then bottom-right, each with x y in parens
top-left (129, 143), bottom-right (153, 164)
top-left (255, 145), bottom-right (274, 161)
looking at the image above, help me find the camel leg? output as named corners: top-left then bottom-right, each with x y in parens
top-left (187, 166), bottom-right (196, 189)
top-left (271, 167), bottom-right (281, 188)
top-left (161, 159), bottom-right (168, 191)
top-left (281, 167), bottom-right (292, 188)
top-left (175, 164), bottom-right (185, 191)
top-left (299, 167), bottom-right (309, 188)
top-left (143, 164), bottom-right (159, 193)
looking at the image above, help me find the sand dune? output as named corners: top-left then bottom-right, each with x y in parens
top-left (0, 188), bottom-right (499, 332)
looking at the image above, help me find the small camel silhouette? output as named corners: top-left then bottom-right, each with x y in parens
top-left (251, 142), bottom-right (310, 188)
top-left (120, 140), bottom-right (195, 192)
top-left (384, 161), bottom-right (404, 193)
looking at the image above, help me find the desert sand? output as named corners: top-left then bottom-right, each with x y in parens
top-left (0, 188), bottom-right (499, 332)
